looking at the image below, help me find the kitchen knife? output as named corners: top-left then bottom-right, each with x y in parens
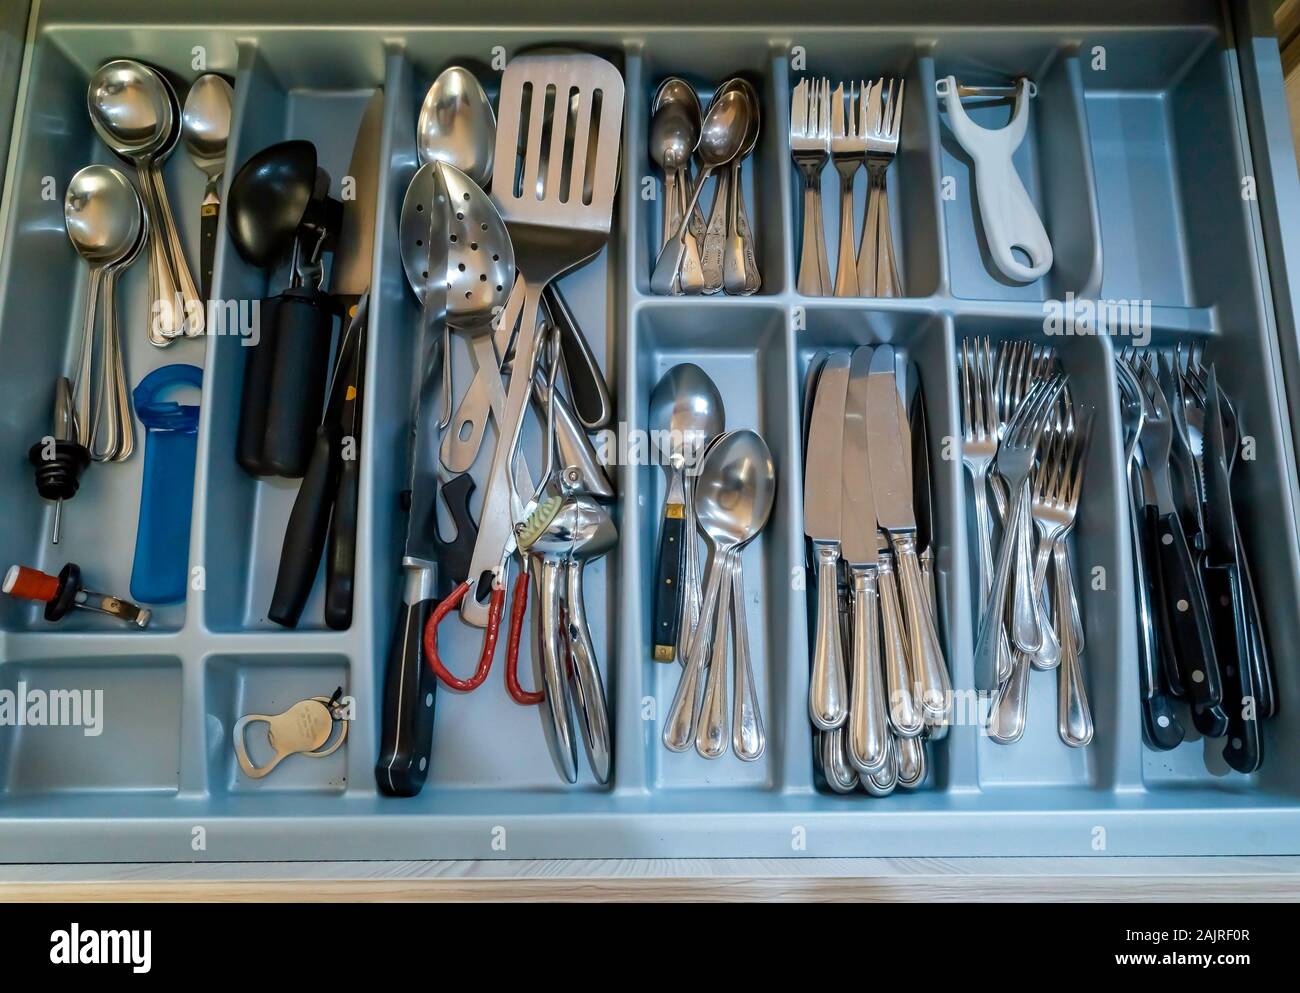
top-left (804, 351), bottom-right (850, 731)
top-left (1202, 367), bottom-right (1261, 773)
top-left (864, 346), bottom-right (951, 726)
top-left (375, 185), bottom-right (449, 797)
top-left (842, 346), bottom-right (890, 773)
top-left (324, 89), bottom-right (384, 626)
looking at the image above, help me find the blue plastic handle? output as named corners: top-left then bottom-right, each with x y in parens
top-left (130, 364), bottom-right (203, 605)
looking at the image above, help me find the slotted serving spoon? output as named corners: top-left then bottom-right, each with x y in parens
top-left (399, 160), bottom-right (531, 502)
top-left (458, 53), bottom-right (624, 627)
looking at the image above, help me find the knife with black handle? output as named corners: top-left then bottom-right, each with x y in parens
top-left (324, 317), bottom-right (366, 630)
top-left (1148, 505), bottom-right (1223, 713)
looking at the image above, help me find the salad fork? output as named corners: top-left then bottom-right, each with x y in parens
top-left (791, 77), bottom-right (831, 295)
top-left (830, 83), bottom-right (865, 296)
top-left (857, 77), bottom-right (904, 296)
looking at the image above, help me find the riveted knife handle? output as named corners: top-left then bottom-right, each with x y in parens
top-left (893, 534), bottom-right (952, 726)
top-left (877, 554), bottom-right (922, 737)
top-left (1152, 510), bottom-right (1222, 711)
top-left (376, 570), bottom-right (437, 797)
top-left (652, 472), bottom-right (687, 663)
top-left (199, 197), bottom-right (218, 304)
top-left (848, 567), bottom-right (888, 775)
top-left (1143, 504), bottom-right (1186, 698)
top-left (809, 540), bottom-right (848, 730)
top-left (1210, 563), bottom-right (1263, 773)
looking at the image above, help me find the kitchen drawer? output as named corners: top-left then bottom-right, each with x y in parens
top-left (2, 0), bottom-right (1300, 861)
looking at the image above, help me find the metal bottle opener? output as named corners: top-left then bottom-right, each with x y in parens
top-left (234, 690), bottom-right (349, 779)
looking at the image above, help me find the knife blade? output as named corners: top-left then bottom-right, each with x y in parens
top-left (805, 351), bottom-right (850, 731)
top-left (865, 346), bottom-right (951, 726)
top-left (842, 347), bottom-right (889, 774)
top-left (332, 90), bottom-right (384, 302)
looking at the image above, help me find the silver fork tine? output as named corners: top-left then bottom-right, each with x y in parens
top-left (821, 77), bottom-right (831, 138)
top-left (791, 78), bottom-right (805, 136)
top-left (961, 337), bottom-right (974, 435)
top-left (888, 77), bottom-right (905, 138)
top-left (879, 78), bottom-right (894, 139)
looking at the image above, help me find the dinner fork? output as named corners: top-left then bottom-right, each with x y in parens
top-left (857, 77), bottom-right (904, 297)
top-left (791, 78), bottom-right (831, 295)
top-left (973, 374), bottom-right (1066, 690)
top-left (830, 83), bottom-right (865, 296)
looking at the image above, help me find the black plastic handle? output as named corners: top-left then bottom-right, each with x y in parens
top-left (236, 296), bottom-right (280, 475)
top-left (1207, 564), bottom-right (1263, 773)
top-left (1142, 504), bottom-right (1186, 699)
top-left (1141, 692), bottom-right (1185, 752)
top-left (1151, 508), bottom-right (1222, 710)
top-left (376, 593), bottom-right (438, 797)
top-left (324, 323), bottom-right (365, 631)
top-left (200, 203), bottom-right (218, 303)
top-left (262, 289), bottom-right (335, 478)
top-left (651, 502), bottom-right (686, 662)
top-left (267, 423), bottom-right (340, 628)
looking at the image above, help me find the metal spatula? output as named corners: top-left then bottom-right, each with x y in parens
top-left (459, 53), bottom-right (624, 627)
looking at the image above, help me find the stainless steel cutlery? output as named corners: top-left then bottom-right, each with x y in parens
top-left (1115, 346), bottom-right (1273, 772)
top-left (792, 76), bottom-right (904, 297)
top-left (803, 346), bottom-right (945, 795)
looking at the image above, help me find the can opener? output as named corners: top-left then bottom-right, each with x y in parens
top-left (935, 75), bottom-right (1052, 284)
top-left (234, 690), bottom-right (348, 779)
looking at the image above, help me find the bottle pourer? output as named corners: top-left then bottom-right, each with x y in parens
top-left (28, 377), bottom-right (90, 544)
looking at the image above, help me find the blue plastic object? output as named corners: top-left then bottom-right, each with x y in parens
top-left (130, 364), bottom-right (203, 604)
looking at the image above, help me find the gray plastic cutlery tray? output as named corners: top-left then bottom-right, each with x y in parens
top-left (3, 0), bottom-right (1300, 861)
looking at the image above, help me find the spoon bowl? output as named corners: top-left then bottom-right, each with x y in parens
top-left (87, 59), bottom-right (172, 159)
top-left (648, 362), bottom-right (725, 473)
top-left (182, 74), bottom-right (234, 177)
top-left (65, 165), bottom-right (144, 266)
top-left (696, 88), bottom-right (751, 171)
top-left (694, 428), bottom-right (776, 551)
top-left (417, 66), bottom-right (496, 188)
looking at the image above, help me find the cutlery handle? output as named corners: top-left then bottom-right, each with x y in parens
top-left (988, 651), bottom-right (1030, 744)
top-left (678, 473), bottom-right (703, 665)
top-left (848, 567), bottom-right (889, 774)
top-left (267, 422), bottom-right (340, 627)
top-left (856, 171), bottom-right (880, 296)
top-left (819, 729), bottom-right (859, 793)
top-left (199, 196), bottom-right (218, 304)
top-left (146, 163), bottom-right (204, 334)
top-left (1206, 563), bottom-right (1262, 773)
top-left (262, 289), bottom-right (335, 478)
top-left (832, 170), bottom-right (859, 297)
top-left (375, 569), bottom-right (436, 797)
top-left (236, 295), bottom-right (279, 475)
top-left (971, 471), bottom-right (997, 608)
top-left (873, 171), bottom-right (902, 297)
top-left (324, 320), bottom-right (365, 631)
top-left (974, 480), bottom-right (1027, 690)
top-left (722, 159), bottom-right (750, 295)
top-left (538, 558), bottom-right (579, 783)
top-left (1142, 503), bottom-right (1187, 698)
top-left (877, 554), bottom-right (922, 737)
top-left (894, 534), bottom-right (952, 725)
top-left (700, 170), bottom-right (727, 294)
top-left (651, 165), bottom-right (713, 295)
top-left (1151, 509), bottom-right (1222, 710)
top-left (1234, 520), bottom-right (1275, 718)
top-left (808, 540), bottom-right (848, 729)
top-left (1009, 484), bottom-right (1044, 654)
top-left (1055, 545), bottom-right (1093, 747)
top-left (545, 284), bottom-right (612, 431)
top-left (695, 556), bottom-right (733, 759)
top-left (895, 734), bottom-right (927, 789)
top-left (664, 552), bottom-right (727, 751)
top-left (731, 553), bottom-right (765, 762)
top-left (1126, 483), bottom-right (1161, 701)
top-left (1142, 692), bottom-right (1186, 751)
top-left (564, 561), bottom-right (612, 784)
top-left (797, 174), bottom-right (824, 296)
top-left (651, 472), bottom-right (687, 662)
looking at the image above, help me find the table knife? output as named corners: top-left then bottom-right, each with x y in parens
top-left (804, 351), bottom-right (850, 730)
top-left (864, 345), bottom-right (951, 726)
top-left (842, 347), bottom-right (891, 773)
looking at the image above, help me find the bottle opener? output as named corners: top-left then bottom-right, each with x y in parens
top-left (935, 75), bottom-right (1052, 284)
top-left (234, 691), bottom-right (349, 779)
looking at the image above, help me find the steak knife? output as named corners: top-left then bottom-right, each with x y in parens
top-left (1202, 367), bottom-right (1261, 773)
top-left (804, 351), bottom-right (850, 731)
top-left (864, 346), bottom-right (951, 726)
